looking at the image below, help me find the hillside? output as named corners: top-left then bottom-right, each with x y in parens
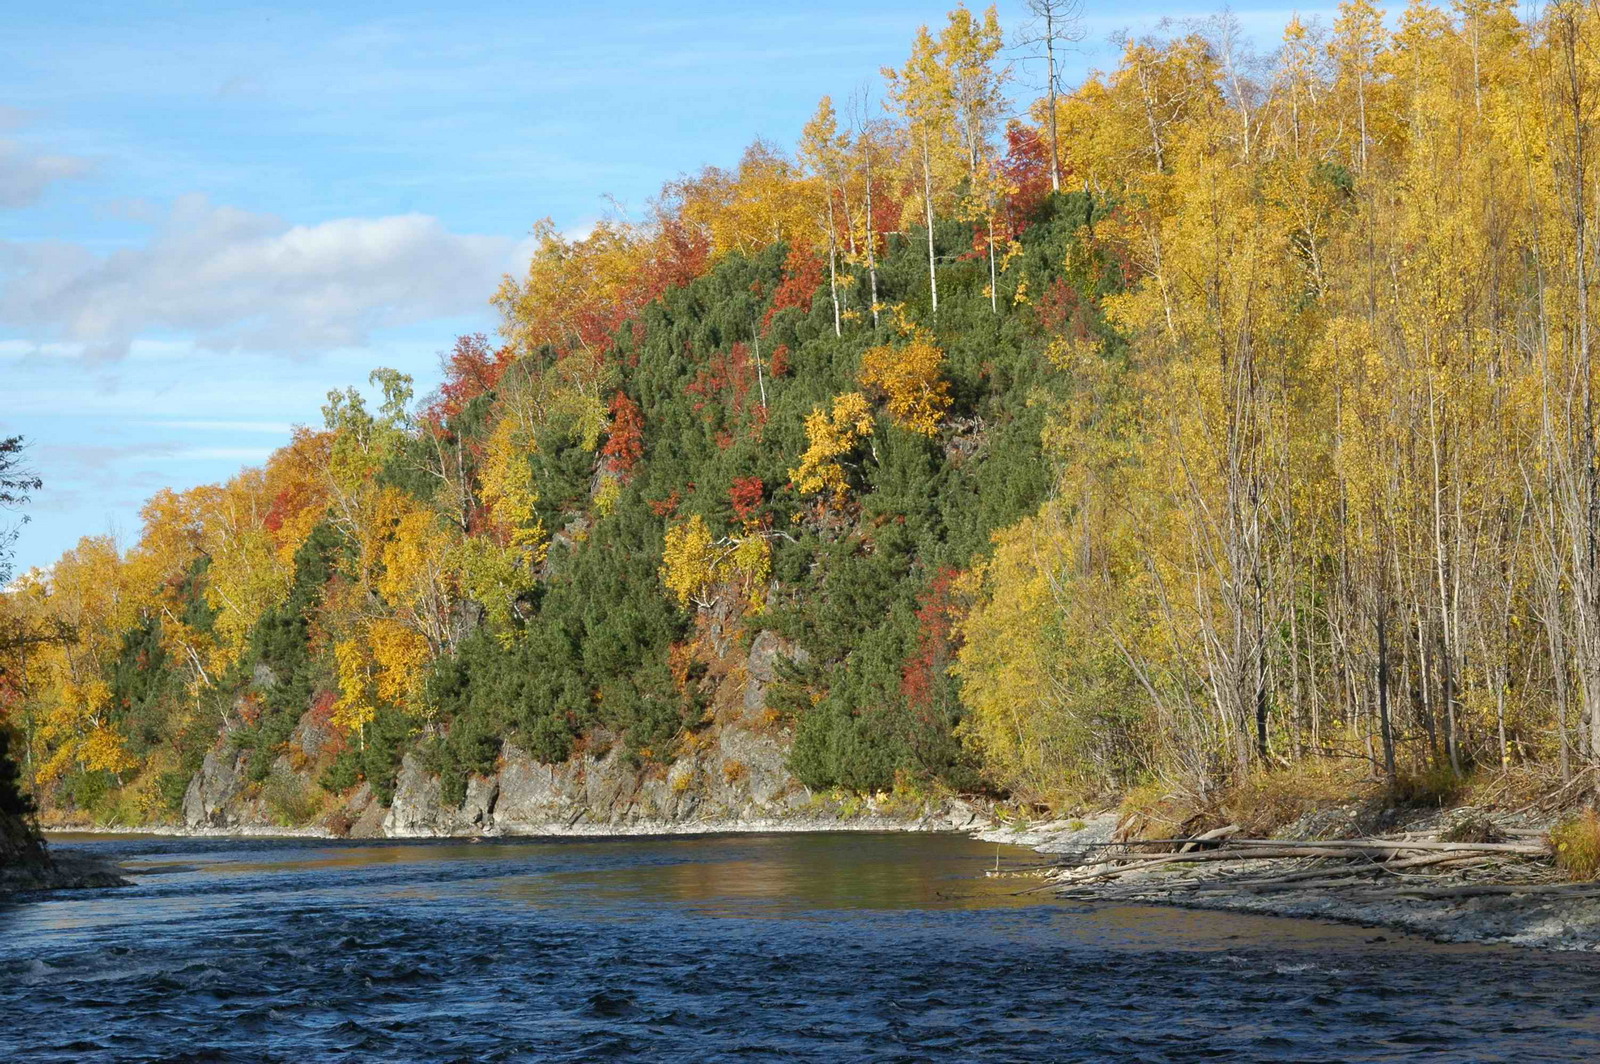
top-left (157, 189), bottom-right (1104, 835)
top-left (0, 3), bottom-right (1112, 831)
top-left (7, 1), bottom-right (1600, 838)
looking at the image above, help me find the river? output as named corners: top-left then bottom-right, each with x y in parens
top-left (3, 831), bottom-right (1599, 1061)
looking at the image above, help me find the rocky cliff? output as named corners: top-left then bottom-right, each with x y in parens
top-left (178, 629), bottom-right (986, 838)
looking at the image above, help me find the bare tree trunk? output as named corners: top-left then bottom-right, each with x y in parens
top-left (826, 196), bottom-right (841, 337)
top-left (1045, 17), bottom-right (1062, 192)
top-left (922, 129), bottom-right (939, 318)
top-left (1378, 569), bottom-right (1396, 779)
top-left (1557, 10), bottom-right (1600, 763)
top-left (864, 165), bottom-right (880, 328)
top-left (988, 214), bottom-right (998, 313)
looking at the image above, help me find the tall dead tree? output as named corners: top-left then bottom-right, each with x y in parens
top-left (1015, 0), bottom-right (1085, 193)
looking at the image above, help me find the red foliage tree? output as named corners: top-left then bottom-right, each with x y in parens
top-left (1036, 278), bottom-right (1094, 339)
top-left (638, 216), bottom-right (712, 304)
top-left (686, 342), bottom-right (758, 421)
top-left (901, 568), bottom-right (964, 715)
top-left (648, 489), bottom-right (682, 518)
top-left (601, 392), bottom-right (646, 475)
top-left (999, 122), bottom-right (1054, 242)
top-left (762, 247), bottom-right (825, 331)
top-left (767, 343), bottom-right (790, 379)
top-left (423, 333), bottom-right (516, 427)
top-left (730, 476), bottom-right (764, 522)
top-left (262, 488), bottom-right (292, 533)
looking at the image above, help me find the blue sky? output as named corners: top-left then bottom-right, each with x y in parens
top-left (1, 0), bottom-right (1325, 573)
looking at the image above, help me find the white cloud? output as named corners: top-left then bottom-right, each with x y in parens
top-left (147, 446), bottom-right (277, 462)
top-left (0, 194), bottom-right (522, 359)
top-left (146, 419), bottom-right (296, 434)
top-left (0, 138), bottom-right (93, 208)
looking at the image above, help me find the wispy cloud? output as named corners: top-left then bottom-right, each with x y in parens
top-left (146, 419), bottom-right (297, 434)
top-left (46, 441), bottom-right (175, 470)
top-left (0, 138), bottom-right (93, 209)
top-left (35, 441), bottom-right (177, 494)
top-left (0, 194), bottom-right (520, 360)
top-left (147, 446), bottom-right (277, 462)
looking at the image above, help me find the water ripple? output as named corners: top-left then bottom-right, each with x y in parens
top-left (3, 833), bottom-right (1599, 1062)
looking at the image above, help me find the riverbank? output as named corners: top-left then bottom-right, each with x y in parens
top-left (35, 787), bottom-right (1600, 953)
top-left (982, 808), bottom-right (1600, 952)
top-left (43, 796), bottom-right (992, 841)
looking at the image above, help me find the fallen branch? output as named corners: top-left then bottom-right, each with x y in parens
top-left (1389, 881), bottom-right (1600, 900)
top-left (1061, 846), bottom-right (1402, 884)
top-left (1224, 838), bottom-right (1546, 856)
top-left (1214, 851), bottom-right (1494, 890)
top-left (1179, 824), bottom-right (1241, 853)
top-left (1053, 833), bottom-right (1546, 888)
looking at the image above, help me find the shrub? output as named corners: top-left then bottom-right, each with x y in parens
top-left (263, 770), bottom-right (323, 826)
top-left (1117, 780), bottom-right (1196, 844)
top-left (1220, 759), bottom-right (1370, 837)
top-left (156, 770), bottom-right (192, 814)
top-left (1552, 810), bottom-right (1600, 882)
top-left (1389, 763), bottom-right (1467, 807)
top-left (65, 770), bottom-right (112, 816)
top-left (320, 752), bottom-right (361, 794)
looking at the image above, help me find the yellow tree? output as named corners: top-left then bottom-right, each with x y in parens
top-left (460, 388), bottom-right (549, 636)
top-left (800, 96), bottom-right (851, 336)
top-left (127, 486), bottom-right (216, 688)
top-left (660, 514), bottom-right (772, 614)
top-left (378, 506), bottom-right (463, 659)
top-left (31, 537), bottom-right (140, 786)
top-left (672, 141), bottom-right (814, 260)
top-left (939, 4), bottom-right (1010, 311)
top-left (198, 473), bottom-right (289, 671)
top-left (493, 217), bottom-right (644, 359)
top-left (661, 514), bottom-right (716, 609)
top-left (1328, 0), bottom-right (1389, 171)
top-left (859, 330), bottom-right (951, 436)
top-left (331, 638), bottom-right (377, 749)
top-left (791, 392), bottom-right (876, 503)
top-left (885, 25), bottom-right (957, 317)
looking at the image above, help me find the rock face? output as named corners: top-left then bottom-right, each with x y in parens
top-left (380, 720), bottom-right (808, 837)
top-left (175, 629), bottom-right (983, 839)
top-left (182, 744), bottom-right (249, 829)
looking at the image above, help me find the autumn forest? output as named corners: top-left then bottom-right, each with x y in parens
top-left (5, 0), bottom-right (1599, 828)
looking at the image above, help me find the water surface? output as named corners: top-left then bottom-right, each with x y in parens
top-left (4, 831), bottom-right (1599, 1061)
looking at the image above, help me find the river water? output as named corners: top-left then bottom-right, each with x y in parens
top-left (4, 831), bottom-right (1600, 1062)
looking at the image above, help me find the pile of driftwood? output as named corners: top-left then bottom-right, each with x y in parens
top-left (1041, 825), bottom-right (1599, 902)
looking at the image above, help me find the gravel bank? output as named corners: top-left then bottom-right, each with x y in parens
top-left (981, 812), bottom-right (1600, 951)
